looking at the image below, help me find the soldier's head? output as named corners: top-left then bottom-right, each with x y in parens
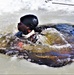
top-left (18, 14), bottom-right (39, 34)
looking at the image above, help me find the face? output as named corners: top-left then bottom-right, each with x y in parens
top-left (23, 25), bottom-right (32, 34)
top-left (18, 23), bottom-right (31, 35)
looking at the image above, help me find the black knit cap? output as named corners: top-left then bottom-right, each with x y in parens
top-left (20, 14), bottom-right (39, 30)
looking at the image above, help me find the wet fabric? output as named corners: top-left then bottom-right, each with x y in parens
top-left (55, 24), bottom-right (74, 35)
top-left (15, 31), bottom-right (23, 38)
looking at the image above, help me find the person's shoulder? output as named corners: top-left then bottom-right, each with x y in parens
top-left (15, 31), bottom-right (23, 37)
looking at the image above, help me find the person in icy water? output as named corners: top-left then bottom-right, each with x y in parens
top-left (15, 14), bottom-right (40, 42)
